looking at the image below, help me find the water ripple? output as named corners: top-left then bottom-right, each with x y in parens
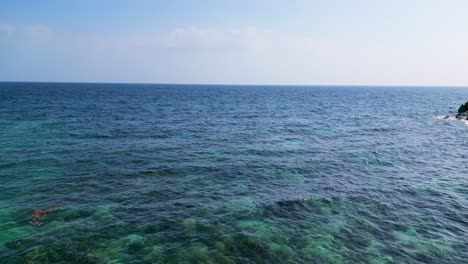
top-left (0, 83), bottom-right (467, 263)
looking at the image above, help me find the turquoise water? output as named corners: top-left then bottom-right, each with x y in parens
top-left (0, 83), bottom-right (467, 263)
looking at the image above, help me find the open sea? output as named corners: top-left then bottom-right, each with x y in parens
top-left (0, 82), bottom-right (467, 263)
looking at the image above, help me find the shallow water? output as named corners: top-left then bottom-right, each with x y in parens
top-left (0, 83), bottom-right (467, 263)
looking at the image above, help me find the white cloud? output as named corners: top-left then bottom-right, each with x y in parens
top-left (82, 27), bottom-right (337, 83)
top-left (88, 27), bottom-right (330, 52)
top-left (0, 23), bottom-right (15, 38)
top-left (23, 24), bottom-right (53, 41)
top-left (82, 27), bottom-right (468, 85)
top-left (2, 24), bottom-right (468, 85)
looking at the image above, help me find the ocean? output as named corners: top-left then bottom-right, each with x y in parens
top-left (0, 82), bottom-right (467, 263)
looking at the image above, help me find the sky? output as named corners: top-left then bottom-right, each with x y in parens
top-left (1, 0), bottom-right (468, 86)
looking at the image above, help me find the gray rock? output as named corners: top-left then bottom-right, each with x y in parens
top-left (455, 111), bottom-right (468, 120)
top-left (458, 101), bottom-right (468, 114)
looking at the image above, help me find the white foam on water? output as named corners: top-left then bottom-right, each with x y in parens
top-left (435, 115), bottom-right (468, 126)
top-left (435, 115), bottom-right (455, 120)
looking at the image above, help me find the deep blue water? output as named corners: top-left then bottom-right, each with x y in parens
top-left (0, 82), bottom-right (467, 263)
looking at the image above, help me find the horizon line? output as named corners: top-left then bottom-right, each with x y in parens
top-left (1, 80), bottom-right (467, 89)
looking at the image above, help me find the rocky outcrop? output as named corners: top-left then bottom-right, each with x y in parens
top-left (456, 101), bottom-right (468, 120)
top-left (458, 101), bottom-right (468, 114)
top-left (456, 111), bottom-right (468, 120)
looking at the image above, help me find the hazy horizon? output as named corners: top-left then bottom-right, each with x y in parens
top-left (2, 81), bottom-right (468, 89)
top-left (2, 0), bottom-right (468, 86)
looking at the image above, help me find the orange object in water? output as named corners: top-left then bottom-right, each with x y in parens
top-left (29, 204), bottom-right (64, 227)
top-left (32, 209), bottom-right (50, 220)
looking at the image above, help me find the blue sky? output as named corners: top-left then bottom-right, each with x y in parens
top-left (1, 0), bottom-right (468, 85)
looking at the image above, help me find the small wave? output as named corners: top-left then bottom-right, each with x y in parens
top-left (435, 115), bottom-right (456, 120)
top-left (435, 115), bottom-right (468, 126)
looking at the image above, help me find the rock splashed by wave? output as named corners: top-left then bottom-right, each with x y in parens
top-left (436, 100), bottom-right (468, 126)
